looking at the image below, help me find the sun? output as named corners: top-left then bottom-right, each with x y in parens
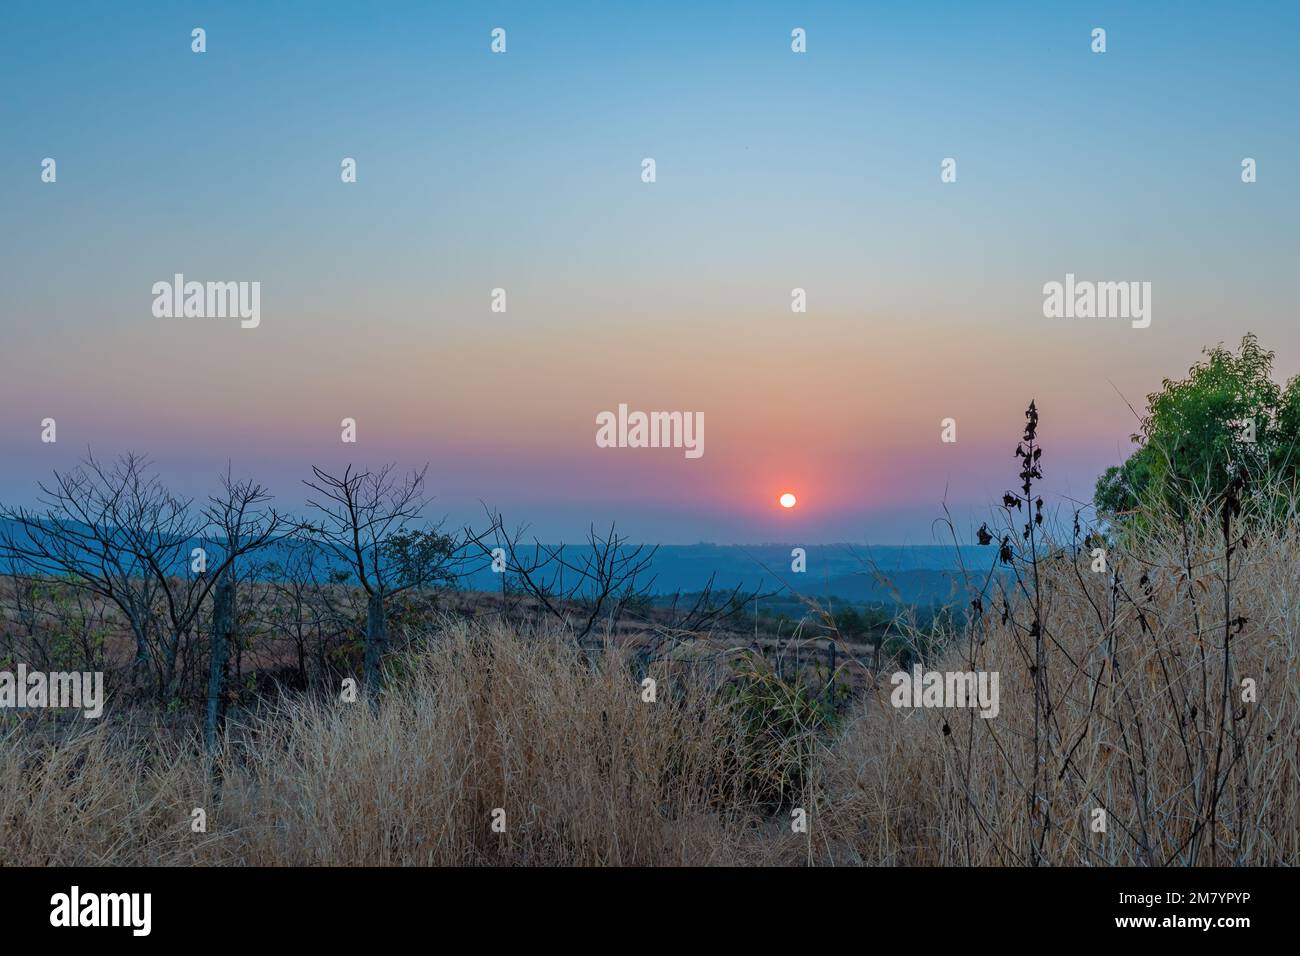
top-left (778, 492), bottom-right (797, 509)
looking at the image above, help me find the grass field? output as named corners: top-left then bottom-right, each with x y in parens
top-left (3, 494), bottom-right (1295, 866)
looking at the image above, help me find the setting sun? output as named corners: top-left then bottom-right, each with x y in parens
top-left (779, 492), bottom-right (797, 509)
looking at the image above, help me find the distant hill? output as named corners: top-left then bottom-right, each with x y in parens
top-left (0, 518), bottom-right (986, 606)
top-left (457, 543), bottom-right (990, 605)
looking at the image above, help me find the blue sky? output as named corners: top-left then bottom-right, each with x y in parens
top-left (1, 1), bottom-right (1297, 543)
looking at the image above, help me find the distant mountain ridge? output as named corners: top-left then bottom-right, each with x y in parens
top-left (0, 518), bottom-right (984, 605)
top-left (458, 543), bottom-right (989, 604)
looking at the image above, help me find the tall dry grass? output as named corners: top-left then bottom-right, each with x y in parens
top-left (1, 503), bottom-right (1296, 866)
top-left (2, 624), bottom-right (805, 865)
top-left (817, 499), bottom-right (1300, 866)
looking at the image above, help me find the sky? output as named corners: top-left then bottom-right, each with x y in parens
top-left (1, 1), bottom-right (1297, 544)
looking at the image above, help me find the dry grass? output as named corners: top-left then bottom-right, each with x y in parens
top-left (816, 502), bottom-right (1300, 866)
top-left (2, 624), bottom-right (804, 865)
top-left (1, 504), bottom-right (1296, 866)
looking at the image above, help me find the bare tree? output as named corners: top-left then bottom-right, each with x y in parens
top-left (464, 514), bottom-right (750, 654)
top-left (302, 464), bottom-right (456, 690)
top-left (202, 469), bottom-right (285, 753)
top-left (0, 453), bottom-right (281, 701)
top-left (258, 539), bottom-right (343, 691)
top-left (1, 453), bottom-right (181, 694)
top-left (465, 515), bottom-right (655, 644)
